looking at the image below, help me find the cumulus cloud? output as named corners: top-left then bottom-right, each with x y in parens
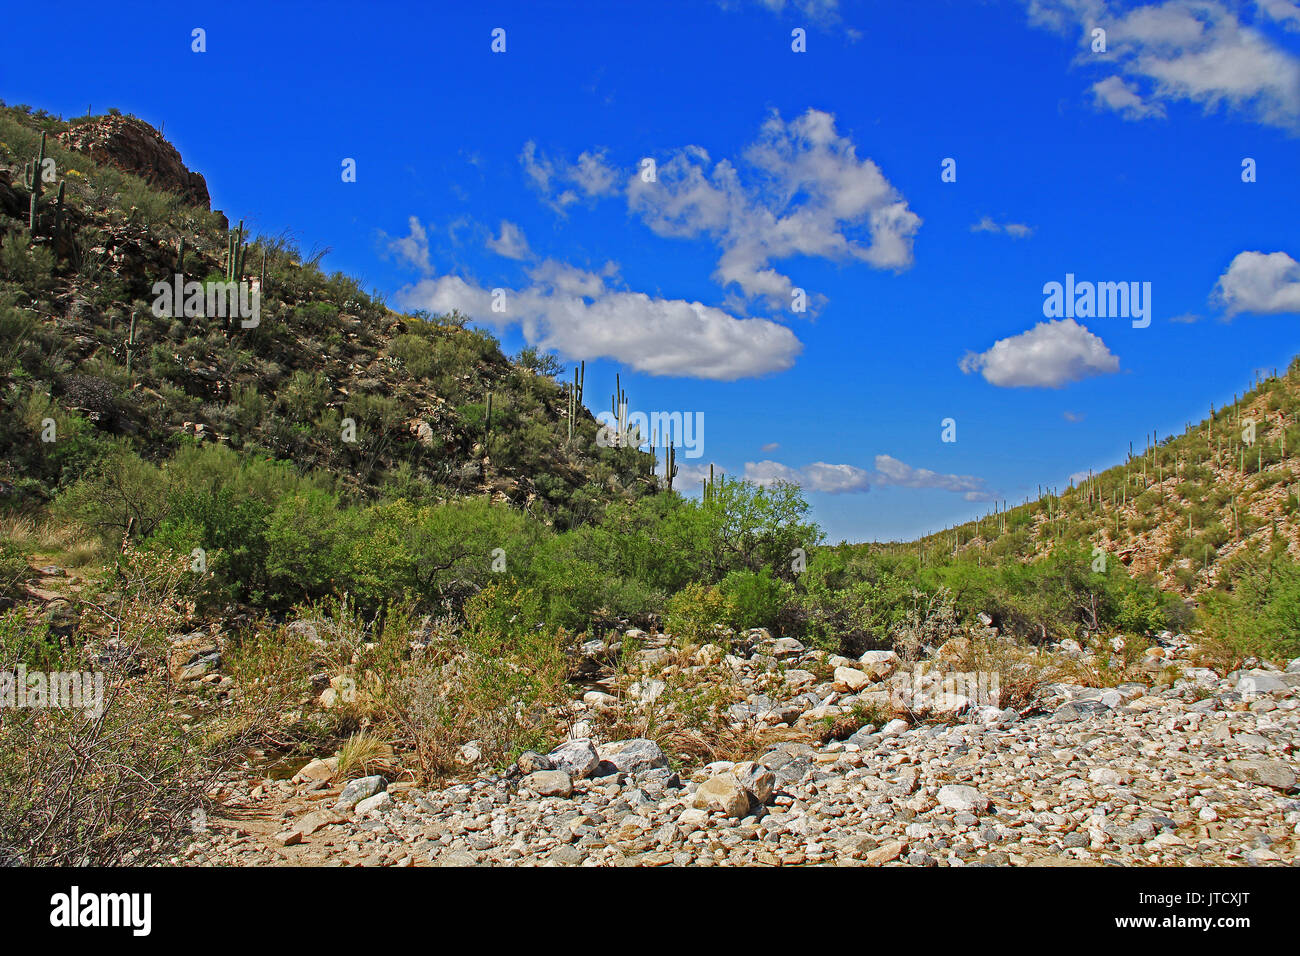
top-left (486, 220), bottom-right (532, 260)
top-left (970, 215), bottom-right (1036, 237)
top-left (624, 109), bottom-right (920, 308)
top-left (744, 455), bottom-right (993, 500)
top-left (381, 215), bottom-right (434, 275)
top-left (674, 462), bottom-right (728, 487)
top-left (1089, 75), bottom-right (1168, 118)
top-left (1257, 0), bottom-right (1300, 30)
top-left (960, 318), bottom-right (1120, 388)
top-left (388, 220), bottom-right (801, 380)
top-left (520, 141), bottom-right (620, 213)
top-left (1211, 250), bottom-right (1300, 315)
top-left (1027, 0), bottom-right (1300, 130)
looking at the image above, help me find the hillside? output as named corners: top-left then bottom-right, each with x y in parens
top-left (0, 103), bottom-right (656, 529)
top-left (907, 364), bottom-right (1300, 598)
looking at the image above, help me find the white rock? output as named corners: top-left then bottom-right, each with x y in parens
top-left (936, 784), bottom-right (989, 813)
top-left (355, 792), bottom-right (393, 816)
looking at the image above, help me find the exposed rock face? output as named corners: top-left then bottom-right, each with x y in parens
top-left (58, 115), bottom-right (210, 209)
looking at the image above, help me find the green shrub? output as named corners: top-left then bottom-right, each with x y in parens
top-left (718, 567), bottom-right (791, 633)
top-left (663, 582), bottom-right (731, 645)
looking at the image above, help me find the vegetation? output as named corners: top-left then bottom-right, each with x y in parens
top-left (0, 101), bottom-right (1295, 864)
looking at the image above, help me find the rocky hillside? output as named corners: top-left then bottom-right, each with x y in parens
top-left (0, 103), bottom-right (655, 528)
top-left (912, 363), bottom-right (1300, 597)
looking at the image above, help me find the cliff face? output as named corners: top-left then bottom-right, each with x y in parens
top-left (58, 114), bottom-right (211, 209)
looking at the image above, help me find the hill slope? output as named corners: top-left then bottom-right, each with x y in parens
top-left (0, 104), bottom-right (657, 529)
top-left (910, 363), bottom-right (1300, 597)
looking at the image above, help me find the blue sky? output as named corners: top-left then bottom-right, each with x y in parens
top-left (5, 0), bottom-right (1299, 541)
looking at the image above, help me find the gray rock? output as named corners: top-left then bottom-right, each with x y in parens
top-left (523, 770), bottom-right (574, 798)
top-left (598, 738), bottom-right (669, 775)
top-left (1235, 672), bottom-right (1288, 696)
top-left (355, 791), bottom-right (393, 815)
top-left (516, 751), bottom-right (553, 774)
top-left (733, 761), bottom-right (777, 804)
top-left (336, 775), bottom-right (387, 808)
top-left (1228, 760), bottom-right (1296, 792)
top-left (547, 739), bottom-right (601, 779)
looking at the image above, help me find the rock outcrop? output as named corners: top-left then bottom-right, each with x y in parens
top-left (58, 114), bottom-right (210, 208)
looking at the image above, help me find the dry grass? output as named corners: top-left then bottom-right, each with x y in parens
top-left (336, 732), bottom-right (396, 780)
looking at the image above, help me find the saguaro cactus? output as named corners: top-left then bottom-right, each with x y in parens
top-left (566, 361), bottom-right (585, 442)
top-left (226, 220), bottom-right (247, 282)
top-left (23, 131), bottom-right (64, 238)
top-left (125, 311), bottom-right (137, 378)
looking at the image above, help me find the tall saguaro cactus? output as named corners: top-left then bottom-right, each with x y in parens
top-left (566, 361), bottom-right (585, 442)
top-left (226, 220), bottom-right (247, 282)
top-left (125, 311), bottom-right (137, 379)
top-left (23, 131), bottom-right (64, 238)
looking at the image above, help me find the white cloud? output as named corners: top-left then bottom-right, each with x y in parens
top-left (744, 460), bottom-right (809, 487)
top-left (1089, 75), bottom-right (1168, 118)
top-left (960, 318), bottom-right (1120, 388)
top-left (761, 441), bottom-right (781, 452)
top-left (721, 0), bottom-right (843, 24)
top-left (970, 215), bottom-right (1036, 237)
top-left (625, 109), bottom-right (920, 307)
top-left (1258, 0), bottom-right (1300, 30)
top-left (388, 220), bottom-right (801, 380)
top-left (871, 454), bottom-right (992, 499)
top-left (521, 141), bottom-right (620, 213)
top-left (381, 215), bottom-right (434, 275)
top-left (744, 454), bottom-right (993, 500)
top-left (486, 220), bottom-right (532, 261)
top-left (1027, 0), bottom-right (1300, 130)
top-left (673, 462), bottom-right (728, 488)
top-left (1212, 250), bottom-right (1300, 315)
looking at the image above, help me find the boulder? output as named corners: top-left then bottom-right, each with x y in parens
top-left (355, 791), bottom-right (393, 816)
top-left (732, 761), bottom-right (776, 804)
top-left (598, 738), bottom-right (668, 775)
top-left (547, 739), bottom-right (601, 779)
top-left (523, 770), bottom-right (573, 798)
top-left (690, 774), bottom-right (752, 818)
top-left (857, 650), bottom-right (899, 680)
top-left (516, 751), bottom-right (553, 775)
top-left (833, 666), bottom-right (871, 692)
top-left (167, 632), bottom-right (220, 683)
top-left (1228, 760), bottom-right (1296, 792)
top-left (936, 784), bottom-right (989, 813)
top-left (336, 775), bottom-right (387, 809)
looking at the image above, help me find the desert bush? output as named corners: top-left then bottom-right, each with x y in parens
top-left (663, 582), bottom-right (731, 645)
top-left (717, 567), bottom-right (792, 633)
top-left (385, 585), bottom-right (568, 779)
top-left (0, 548), bottom-right (249, 865)
top-left (1199, 546), bottom-right (1300, 662)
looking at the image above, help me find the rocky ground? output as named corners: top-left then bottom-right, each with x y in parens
top-left (182, 630), bottom-right (1300, 868)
